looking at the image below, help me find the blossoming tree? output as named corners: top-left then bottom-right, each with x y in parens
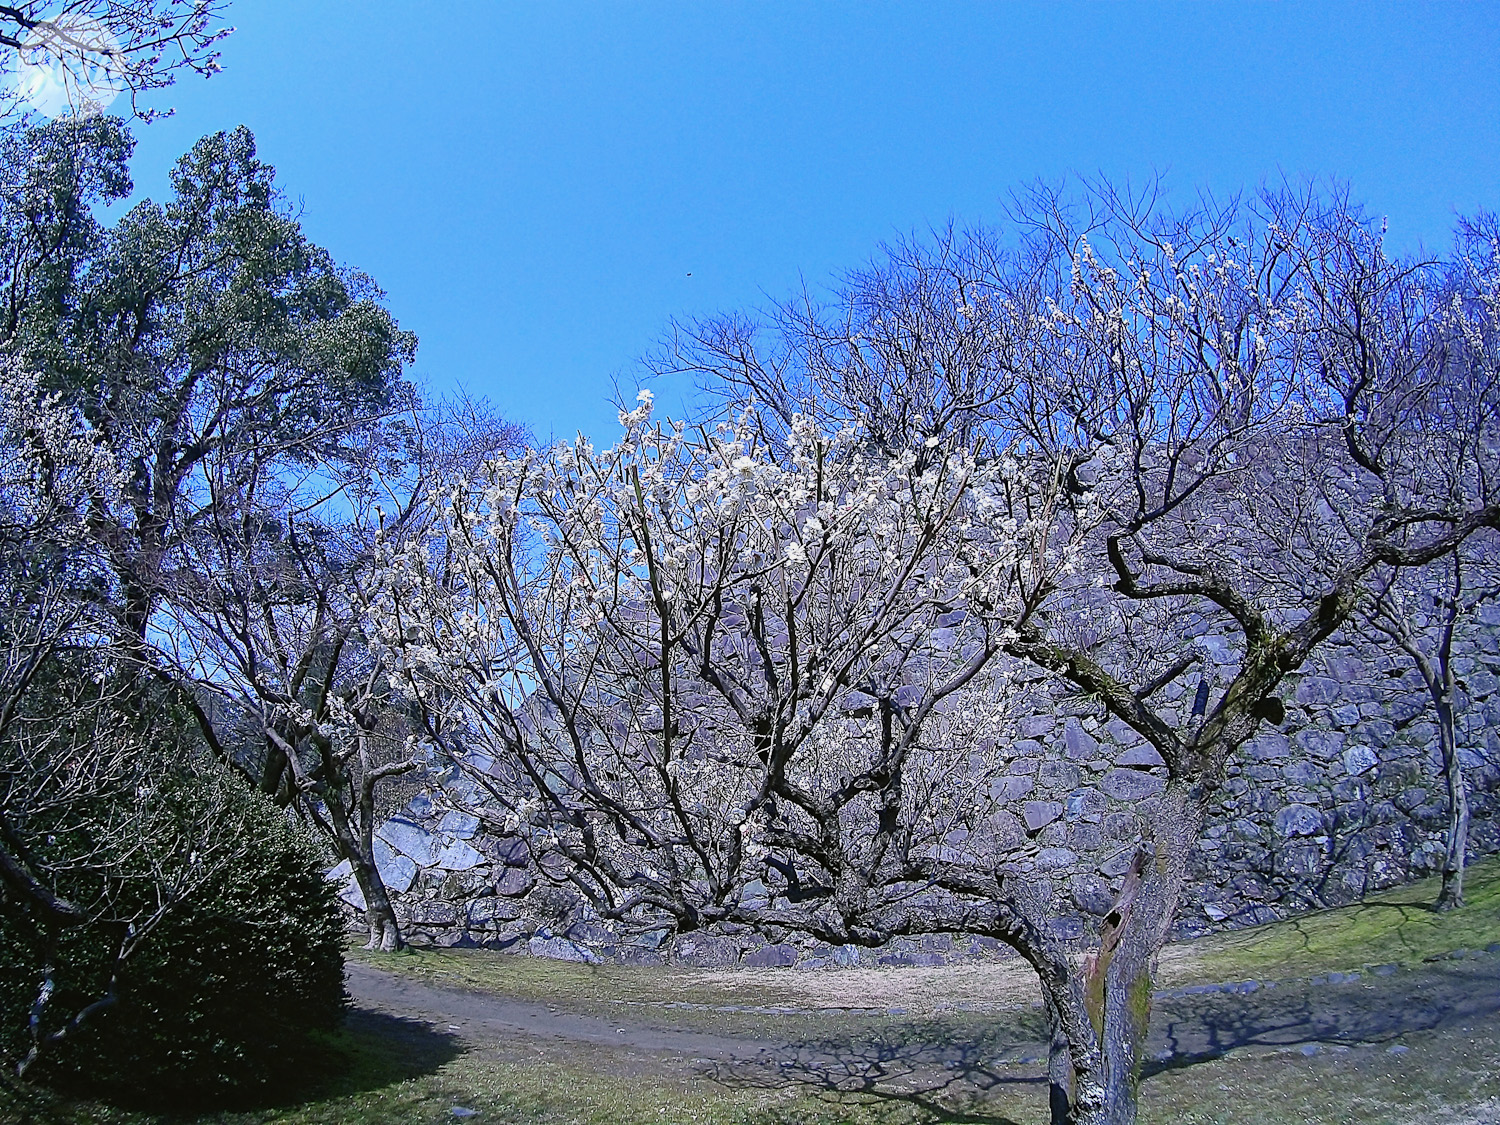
top-left (379, 399), bottom-right (1004, 919)
top-left (640, 182), bottom-right (1500, 1125)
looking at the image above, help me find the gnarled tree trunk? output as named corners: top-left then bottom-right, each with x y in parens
top-left (1040, 782), bottom-right (1206, 1125)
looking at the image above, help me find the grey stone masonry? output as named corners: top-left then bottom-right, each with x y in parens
top-left (332, 609), bottom-right (1500, 964)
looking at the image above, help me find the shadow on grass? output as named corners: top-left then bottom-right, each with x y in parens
top-left (1145, 956), bottom-right (1500, 1077)
top-left (706, 1019), bottom-right (1045, 1125)
top-left (1, 1006), bottom-right (464, 1123)
top-left (303, 1007), bottom-right (466, 1104)
top-left (1191, 878), bottom-right (1500, 980)
top-left (712, 956), bottom-right (1500, 1122)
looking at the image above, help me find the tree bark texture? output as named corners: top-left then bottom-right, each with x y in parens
top-left (1035, 782), bottom-right (1205, 1125)
top-left (1434, 691), bottom-right (1470, 912)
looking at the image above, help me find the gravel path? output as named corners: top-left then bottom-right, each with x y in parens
top-left (344, 950), bottom-right (1500, 1078)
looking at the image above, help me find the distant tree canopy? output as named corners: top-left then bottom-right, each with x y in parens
top-left (0, 115), bottom-right (418, 640)
top-left (0, 114), bottom-right (415, 1084)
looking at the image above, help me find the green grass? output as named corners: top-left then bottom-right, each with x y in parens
top-left (11, 1009), bottom-right (1496, 1125)
top-left (7, 854), bottom-right (1500, 1125)
top-left (1136, 1013), bottom-right (1500, 1125)
top-left (349, 854), bottom-right (1500, 1019)
top-left (1164, 852), bottom-right (1500, 985)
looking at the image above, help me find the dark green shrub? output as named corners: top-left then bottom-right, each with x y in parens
top-left (1, 764), bottom-right (345, 1104)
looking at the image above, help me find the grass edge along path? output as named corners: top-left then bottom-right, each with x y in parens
top-left (4, 854), bottom-right (1498, 1125)
top-left (346, 854), bottom-right (1500, 1017)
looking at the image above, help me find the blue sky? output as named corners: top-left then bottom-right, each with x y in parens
top-left (114, 1), bottom-right (1500, 445)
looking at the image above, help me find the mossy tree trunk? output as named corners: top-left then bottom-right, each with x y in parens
top-left (1038, 785), bottom-right (1204, 1125)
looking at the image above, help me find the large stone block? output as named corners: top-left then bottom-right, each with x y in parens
top-left (490, 835), bottom-right (530, 866)
top-left (433, 839), bottom-right (487, 871)
top-left (494, 866), bottom-right (535, 896)
top-left (671, 934), bottom-right (741, 967)
top-left (1246, 733), bottom-right (1290, 761)
top-left (1070, 875), bottom-right (1115, 916)
top-left (983, 810), bottom-right (1028, 848)
top-left (1065, 788), bottom-right (1108, 818)
top-left (1102, 769), bottom-right (1166, 801)
top-left (1396, 787), bottom-right (1430, 813)
top-left (1067, 820), bottom-right (1104, 852)
top-left (1038, 761), bottom-right (1081, 790)
top-left (840, 691), bottom-right (876, 716)
top-left (1331, 704), bottom-right (1362, 727)
top-left (529, 934), bottom-right (601, 963)
top-left (1036, 847), bottom-right (1079, 870)
top-left (1064, 719), bottom-right (1100, 760)
top-left (374, 838), bottom-right (418, 892)
top-left (467, 896), bottom-right (522, 925)
top-left (1294, 677), bottom-right (1340, 706)
top-left (1023, 800), bottom-right (1064, 831)
top-left (1327, 655), bottom-right (1367, 683)
top-left (1020, 714), bottom-right (1057, 739)
top-left (376, 817), bottom-right (439, 866)
top-left (1048, 916), bottom-right (1086, 940)
top-left (1274, 803), bottom-right (1323, 838)
top-left (411, 901), bottom-right (458, 926)
top-left (1296, 730), bottom-right (1344, 759)
top-left (992, 774), bottom-right (1035, 801)
top-left (438, 811), bottom-right (481, 839)
top-left (743, 943), bottom-right (799, 968)
top-left (1099, 848), bottom-right (1139, 877)
top-left (1279, 843), bottom-right (1323, 876)
top-left (1115, 745), bottom-right (1166, 768)
top-left (1282, 761), bottom-right (1324, 786)
top-left (325, 859), bottom-right (353, 882)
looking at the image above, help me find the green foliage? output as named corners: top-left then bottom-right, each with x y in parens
top-left (0, 112), bottom-right (402, 1105)
top-left (63, 789), bottom-right (345, 1101)
top-left (0, 754), bottom-right (346, 1103)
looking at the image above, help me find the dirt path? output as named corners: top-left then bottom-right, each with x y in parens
top-left (345, 951), bottom-right (1500, 1078)
top-left (345, 960), bottom-right (781, 1062)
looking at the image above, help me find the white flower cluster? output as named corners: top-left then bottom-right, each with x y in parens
top-left (0, 361), bottom-right (124, 542)
top-left (367, 401), bottom-right (1049, 915)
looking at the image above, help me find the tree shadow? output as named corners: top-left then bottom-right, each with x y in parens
top-left (9, 1006), bottom-right (464, 1120)
top-left (705, 1019), bottom-right (1044, 1125)
top-left (1199, 899), bottom-right (1449, 978)
top-left (712, 958), bottom-right (1500, 1121)
top-left (1144, 958), bottom-right (1500, 1075)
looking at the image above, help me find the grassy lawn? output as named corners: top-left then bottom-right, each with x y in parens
top-left (9, 1011), bottom-right (1496, 1125)
top-left (6, 854), bottom-right (1498, 1125)
top-left (338, 853), bottom-right (1500, 1021)
top-left (1161, 854), bottom-right (1500, 985)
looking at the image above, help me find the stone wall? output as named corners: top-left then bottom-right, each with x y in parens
top-left (330, 606), bottom-right (1500, 967)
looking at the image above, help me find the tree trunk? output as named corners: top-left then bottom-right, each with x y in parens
top-left (1433, 694), bottom-right (1470, 912)
top-left (1047, 995), bottom-right (1077, 1125)
top-left (1047, 781), bottom-right (1204, 1125)
top-left (351, 854), bottom-right (404, 951)
top-left (319, 782), bottom-right (406, 951)
top-left (1037, 972), bottom-right (1108, 1125)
